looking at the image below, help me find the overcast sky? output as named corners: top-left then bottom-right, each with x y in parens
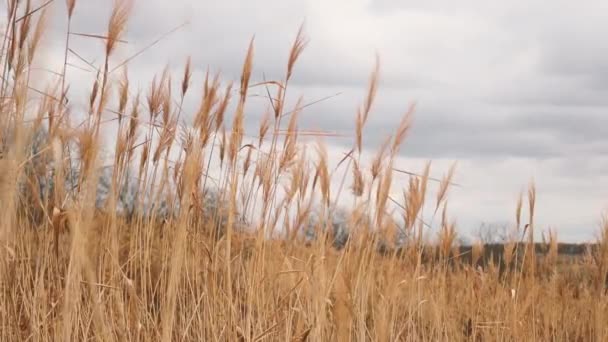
top-left (27, 0), bottom-right (608, 242)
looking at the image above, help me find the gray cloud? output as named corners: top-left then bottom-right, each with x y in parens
top-left (24, 0), bottom-right (608, 241)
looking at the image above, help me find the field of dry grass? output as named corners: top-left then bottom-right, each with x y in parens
top-left (1, 1), bottom-right (608, 341)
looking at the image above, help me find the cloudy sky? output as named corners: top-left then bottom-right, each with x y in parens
top-left (28, 0), bottom-right (608, 242)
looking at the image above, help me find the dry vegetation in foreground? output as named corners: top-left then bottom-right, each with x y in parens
top-left (1, 1), bottom-right (608, 341)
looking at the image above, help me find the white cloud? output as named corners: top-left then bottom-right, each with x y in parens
top-left (23, 0), bottom-right (608, 241)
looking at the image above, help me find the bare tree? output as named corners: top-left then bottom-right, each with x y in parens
top-left (475, 223), bottom-right (509, 244)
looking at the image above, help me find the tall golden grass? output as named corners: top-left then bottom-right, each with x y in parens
top-left (1, 1), bottom-right (607, 341)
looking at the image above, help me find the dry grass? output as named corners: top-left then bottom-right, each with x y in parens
top-left (1, 1), bottom-right (608, 341)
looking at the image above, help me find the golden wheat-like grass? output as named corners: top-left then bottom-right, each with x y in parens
top-left (0, 2), bottom-right (607, 341)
